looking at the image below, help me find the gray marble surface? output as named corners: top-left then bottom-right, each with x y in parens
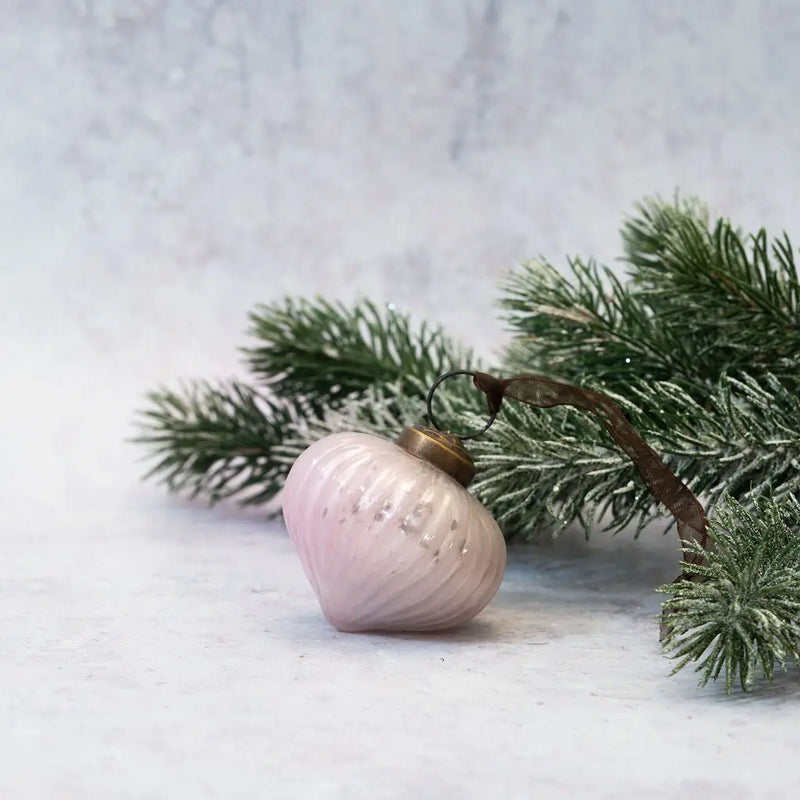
top-left (3, 2), bottom-right (800, 797)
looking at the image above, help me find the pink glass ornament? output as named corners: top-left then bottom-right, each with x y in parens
top-left (282, 430), bottom-right (506, 632)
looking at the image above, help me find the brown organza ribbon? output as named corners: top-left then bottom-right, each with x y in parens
top-left (472, 372), bottom-right (709, 567)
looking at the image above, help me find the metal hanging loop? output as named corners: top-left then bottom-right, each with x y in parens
top-left (425, 370), bottom-right (498, 440)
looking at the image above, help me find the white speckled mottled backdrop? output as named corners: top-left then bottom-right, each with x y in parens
top-left (4, 0), bottom-right (800, 357)
top-left (3, 2), bottom-right (800, 799)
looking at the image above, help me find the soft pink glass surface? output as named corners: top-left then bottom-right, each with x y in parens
top-left (283, 432), bottom-right (507, 632)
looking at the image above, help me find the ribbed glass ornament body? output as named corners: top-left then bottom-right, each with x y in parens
top-left (283, 432), bottom-right (506, 632)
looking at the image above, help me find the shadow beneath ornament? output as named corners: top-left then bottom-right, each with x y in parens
top-left (287, 610), bottom-right (503, 643)
top-left (481, 526), bottom-right (684, 636)
top-left (503, 525), bottom-right (681, 595)
top-left (381, 617), bottom-right (506, 644)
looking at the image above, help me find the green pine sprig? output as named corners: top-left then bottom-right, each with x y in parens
top-left (501, 257), bottom-right (697, 390)
top-left (660, 496), bottom-right (800, 693)
top-left (622, 197), bottom-right (800, 384)
top-left (134, 380), bottom-right (300, 506)
top-left (502, 196), bottom-right (800, 400)
top-left (244, 297), bottom-right (472, 408)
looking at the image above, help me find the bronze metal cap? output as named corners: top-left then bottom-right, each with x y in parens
top-left (395, 425), bottom-right (476, 487)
